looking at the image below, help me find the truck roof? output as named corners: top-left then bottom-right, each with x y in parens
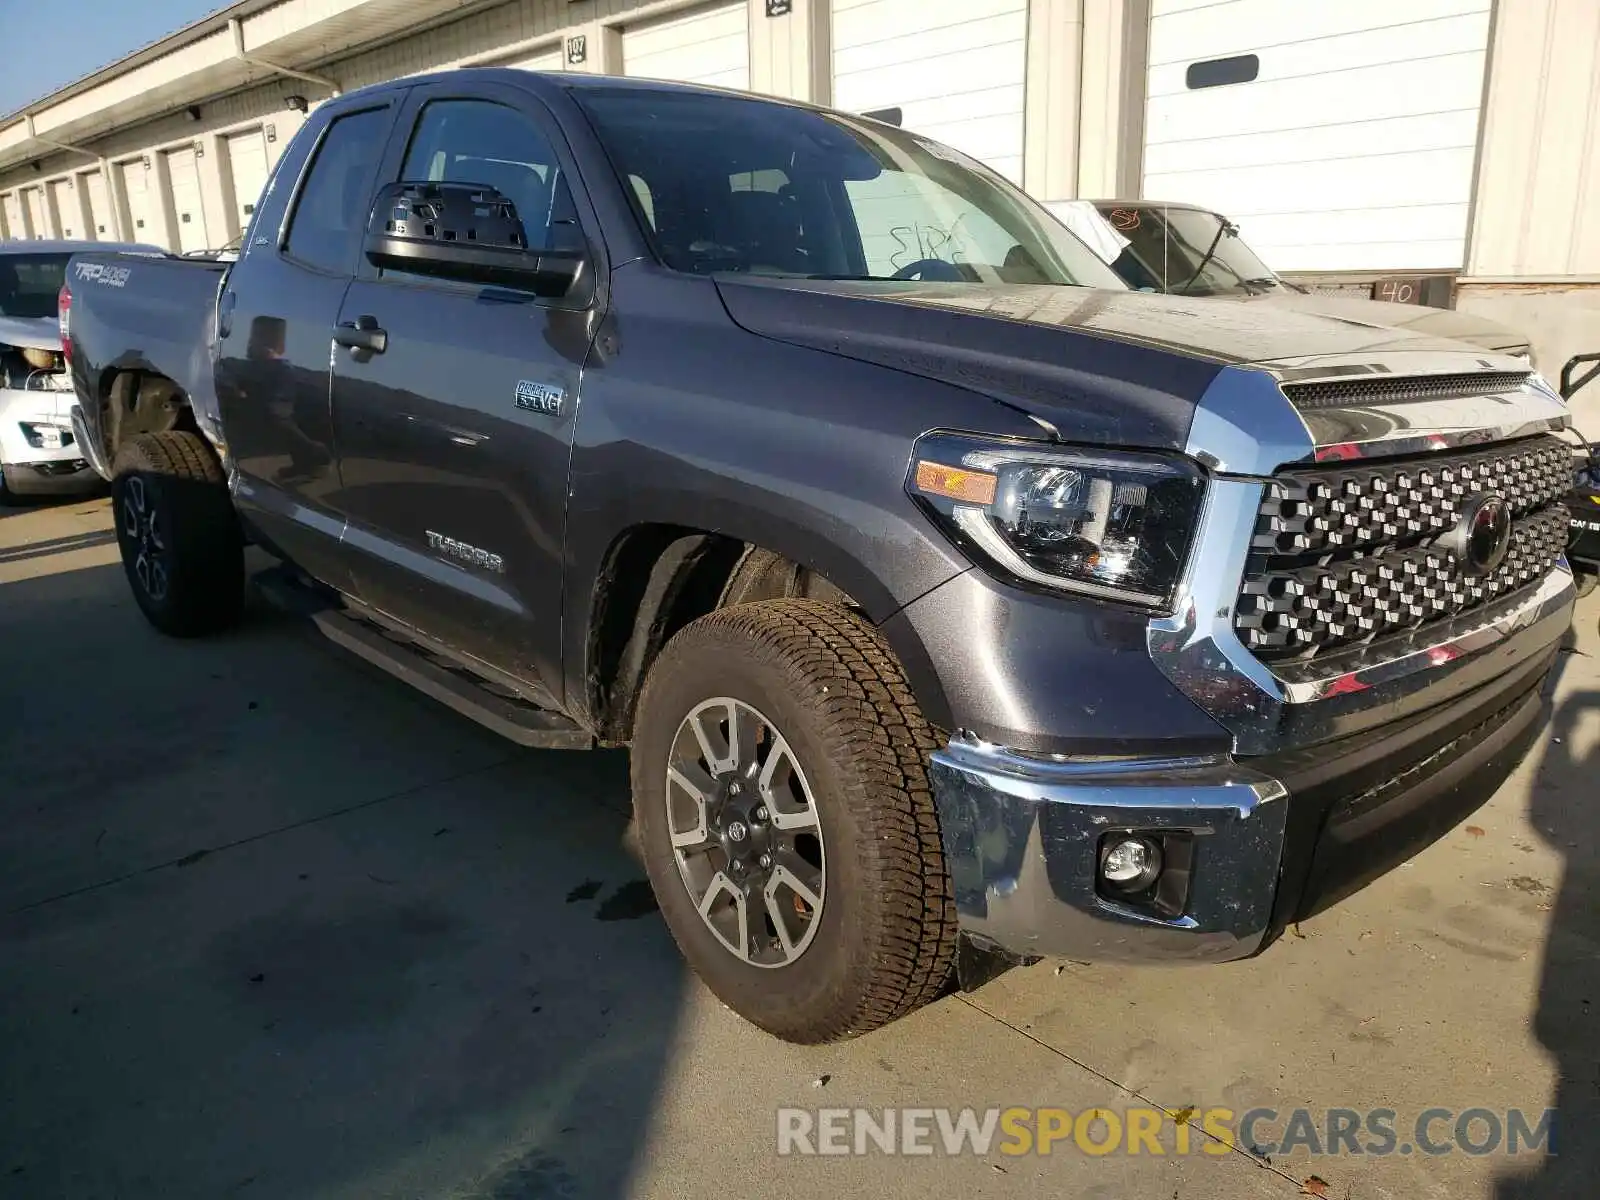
top-left (332, 66), bottom-right (835, 112)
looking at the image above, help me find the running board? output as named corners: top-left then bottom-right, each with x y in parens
top-left (310, 609), bottom-right (593, 750)
top-left (251, 563), bottom-right (337, 617)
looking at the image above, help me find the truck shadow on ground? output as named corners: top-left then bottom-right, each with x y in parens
top-left (1495, 628), bottom-right (1600, 1196)
top-left (0, 557), bottom-right (692, 1200)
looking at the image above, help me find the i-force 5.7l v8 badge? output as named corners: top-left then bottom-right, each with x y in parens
top-left (515, 381), bottom-right (565, 416)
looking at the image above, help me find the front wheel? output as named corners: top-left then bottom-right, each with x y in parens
top-left (631, 599), bottom-right (958, 1043)
top-left (112, 431), bottom-right (244, 637)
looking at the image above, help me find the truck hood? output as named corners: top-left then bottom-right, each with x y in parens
top-left (0, 314), bottom-right (61, 353)
top-left (715, 277), bottom-right (1511, 451)
top-left (1222, 289), bottom-right (1527, 353)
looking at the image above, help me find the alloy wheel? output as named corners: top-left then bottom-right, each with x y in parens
top-left (664, 697), bottom-right (826, 968)
top-left (121, 476), bottom-right (170, 602)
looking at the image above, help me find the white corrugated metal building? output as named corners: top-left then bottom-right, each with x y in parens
top-left (0, 0), bottom-right (1594, 413)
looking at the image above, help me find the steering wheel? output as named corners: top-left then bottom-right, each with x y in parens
top-left (890, 258), bottom-right (965, 282)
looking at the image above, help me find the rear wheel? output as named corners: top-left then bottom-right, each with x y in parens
top-left (631, 599), bottom-right (958, 1043)
top-left (111, 431), bottom-right (244, 637)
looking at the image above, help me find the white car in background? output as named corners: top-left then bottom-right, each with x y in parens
top-left (1045, 199), bottom-right (1536, 362)
top-left (0, 240), bottom-right (162, 502)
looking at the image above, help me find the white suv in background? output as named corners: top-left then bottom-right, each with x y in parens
top-left (0, 240), bottom-right (161, 502)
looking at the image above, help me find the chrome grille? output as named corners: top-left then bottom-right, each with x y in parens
top-left (1281, 371), bottom-right (1532, 410)
top-left (1236, 435), bottom-right (1571, 659)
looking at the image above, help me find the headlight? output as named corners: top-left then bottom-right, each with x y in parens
top-left (909, 433), bottom-right (1206, 610)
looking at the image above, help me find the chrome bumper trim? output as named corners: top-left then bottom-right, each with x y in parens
top-left (930, 740), bottom-right (1287, 964)
top-left (69, 402), bottom-right (112, 481)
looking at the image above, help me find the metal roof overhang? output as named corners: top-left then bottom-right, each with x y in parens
top-left (0, 0), bottom-right (499, 172)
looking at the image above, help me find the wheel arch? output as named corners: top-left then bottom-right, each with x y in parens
top-left (579, 521), bottom-right (953, 745)
top-left (96, 368), bottom-right (200, 468)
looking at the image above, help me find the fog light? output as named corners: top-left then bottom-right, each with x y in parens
top-left (1100, 835), bottom-right (1163, 892)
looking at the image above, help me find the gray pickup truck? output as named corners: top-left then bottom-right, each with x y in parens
top-left (61, 71), bottom-right (1579, 1043)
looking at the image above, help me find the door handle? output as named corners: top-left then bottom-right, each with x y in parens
top-left (333, 315), bottom-right (387, 355)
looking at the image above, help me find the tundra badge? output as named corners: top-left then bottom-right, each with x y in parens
top-left (515, 381), bottom-right (565, 416)
top-left (426, 531), bottom-right (505, 574)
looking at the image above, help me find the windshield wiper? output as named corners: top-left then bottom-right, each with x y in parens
top-left (1173, 222), bottom-right (1231, 294)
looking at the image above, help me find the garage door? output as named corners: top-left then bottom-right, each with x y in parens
top-left (48, 179), bottom-right (78, 239)
top-left (1143, 0), bottom-right (1493, 272)
top-left (24, 187), bottom-right (49, 240)
top-left (1, 192), bottom-right (21, 240)
top-left (121, 160), bottom-right (158, 244)
top-left (225, 129), bottom-right (271, 236)
top-left (166, 146), bottom-right (209, 254)
top-left (504, 45), bottom-right (562, 72)
top-left (622, 1), bottom-right (748, 90)
top-left (84, 171), bottom-right (114, 239)
top-left (832, 0), bottom-right (1028, 183)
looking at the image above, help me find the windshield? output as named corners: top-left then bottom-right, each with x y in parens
top-left (0, 254), bottom-right (69, 319)
top-left (1054, 203), bottom-right (1278, 296)
top-left (575, 89), bottom-right (1127, 289)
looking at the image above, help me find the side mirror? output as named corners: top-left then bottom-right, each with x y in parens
top-left (364, 181), bottom-right (585, 298)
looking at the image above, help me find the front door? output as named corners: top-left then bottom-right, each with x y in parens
top-left (214, 99), bottom-right (399, 589)
top-left (329, 84), bottom-right (599, 698)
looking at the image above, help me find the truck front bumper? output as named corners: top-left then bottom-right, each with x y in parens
top-left (930, 612), bottom-right (1560, 966)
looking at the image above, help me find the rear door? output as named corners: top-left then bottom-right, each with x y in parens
top-left (214, 97), bottom-right (402, 590)
top-left (328, 81), bottom-right (598, 696)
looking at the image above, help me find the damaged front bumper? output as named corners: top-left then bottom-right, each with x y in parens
top-left (1, 387), bottom-right (100, 495)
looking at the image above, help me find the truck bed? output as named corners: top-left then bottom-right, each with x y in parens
top-left (65, 251), bottom-right (228, 475)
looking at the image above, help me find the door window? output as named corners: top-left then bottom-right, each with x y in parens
top-left (284, 107), bottom-right (391, 273)
top-left (399, 100), bottom-right (574, 254)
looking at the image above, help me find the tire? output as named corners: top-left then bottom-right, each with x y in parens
top-left (631, 598), bottom-right (958, 1043)
top-left (111, 431), bottom-right (244, 637)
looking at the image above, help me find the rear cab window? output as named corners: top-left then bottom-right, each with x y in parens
top-left (284, 107), bottom-right (393, 274)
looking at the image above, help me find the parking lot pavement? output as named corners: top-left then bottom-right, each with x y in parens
top-left (2, 496), bottom-right (1595, 1200)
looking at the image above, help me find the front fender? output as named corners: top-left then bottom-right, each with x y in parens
top-left (559, 264), bottom-right (1049, 726)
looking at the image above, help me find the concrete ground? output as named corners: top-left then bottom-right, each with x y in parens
top-left (2, 492), bottom-right (1596, 1200)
